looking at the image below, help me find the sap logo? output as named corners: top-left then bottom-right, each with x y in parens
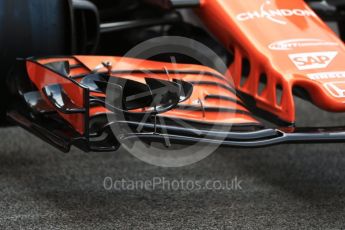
top-left (236, 1), bottom-right (317, 25)
top-left (288, 51), bottom-right (338, 70)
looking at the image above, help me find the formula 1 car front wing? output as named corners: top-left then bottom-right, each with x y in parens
top-left (6, 55), bottom-right (345, 152)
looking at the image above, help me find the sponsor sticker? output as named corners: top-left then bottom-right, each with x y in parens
top-left (307, 72), bottom-right (345, 80)
top-left (288, 51), bottom-right (338, 70)
top-left (236, 0), bottom-right (317, 25)
top-left (269, 38), bottom-right (339, 51)
top-left (324, 81), bottom-right (345, 98)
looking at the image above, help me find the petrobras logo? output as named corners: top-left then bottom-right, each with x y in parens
top-left (288, 51), bottom-right (338, 71)
top-left (236, 0), bottom-right (317, 25)
top-left (269, 38), bottom-right (339, 51)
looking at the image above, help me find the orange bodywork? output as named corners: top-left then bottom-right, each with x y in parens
top-left (197, 0), bottom-right (345, 123)
top-left (26, 60), bottom-right (87, 134)
top-left (27, 56), bottom-right (260, 134)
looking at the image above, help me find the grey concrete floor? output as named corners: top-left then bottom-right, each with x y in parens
top-left (0, 98), bottom-right (345, 229)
